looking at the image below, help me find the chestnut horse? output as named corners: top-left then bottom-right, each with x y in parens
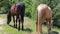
top-left (7, 2), bottom-right (25, 30)
top-left (36, 4), bottom-right (52, 34)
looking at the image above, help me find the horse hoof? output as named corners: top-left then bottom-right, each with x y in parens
top-left (18, 29), bottom-right (20, 31)
top-left (7, 23), bottom-right (9, 24)
top-left (18, 27), bottom-right (20, 31)
top-left (16, 26), bottom-right (17, 28)
top-left (16, 27), bottom-right (17, 29)
top-left (22, 27), bottom-right (24, 30)
top-left (22, 28), bottom-right (24, 30)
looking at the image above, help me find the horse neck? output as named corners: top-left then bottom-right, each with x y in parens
top-left (14, 3), bottom-right (16, 10)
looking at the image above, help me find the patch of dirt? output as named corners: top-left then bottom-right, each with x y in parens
top-left (0, 18), bottom-right (7, 25)
top-left (24, 17), bottom-right (33, 26)
top-left (0, 26), bottom-right (3, 30)
top-left (0, 18), bottom-right (6, 30)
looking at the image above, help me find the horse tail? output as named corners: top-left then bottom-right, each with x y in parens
top-left (21, 4), bottom-right (25, 23)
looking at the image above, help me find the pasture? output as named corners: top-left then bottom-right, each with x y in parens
top-left (0, 14), bottom-right (60, 34)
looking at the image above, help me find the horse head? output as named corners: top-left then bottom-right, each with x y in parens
top-left (7, 12), bottom-right (11, 24)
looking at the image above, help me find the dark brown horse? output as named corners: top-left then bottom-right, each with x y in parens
top-left (36, 4), bottom-right (52, 34)
top-left (7, 2), bottom-right (25, 30)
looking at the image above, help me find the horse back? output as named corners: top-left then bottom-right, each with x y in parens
top-left (10, 2), bottom-right (25, 15)
top-left (10, 4), bottom-right (16, 15)
top-left (37, 4), bottom-right (52, 19)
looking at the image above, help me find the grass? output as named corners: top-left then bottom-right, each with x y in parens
top-left (0, 14), bottom-right (7, 18)
top-left (0, 14), bottom-right (60, 34)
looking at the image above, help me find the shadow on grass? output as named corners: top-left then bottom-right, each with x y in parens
top-left (8, 24), bottom-right (32, 33)
top-left (43, 31), bottom-right (59, 34)
top-left (50, 31), bottom-right (59, 34)
top-left (8, 24), bottom-right (17, 29)
top-left (22, 28), bottom-right (32, 33)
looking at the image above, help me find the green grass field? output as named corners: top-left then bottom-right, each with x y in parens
top-left (0, 14), bottom-right (60, 34)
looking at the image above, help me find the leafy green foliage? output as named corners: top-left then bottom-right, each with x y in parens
top-left (0, 0), bottom-right (60, 27)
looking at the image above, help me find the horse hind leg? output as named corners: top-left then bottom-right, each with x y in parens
top-left (21, 7), bottom-right (25, 30)
top-left (21, 15), bottom-right (24, 30)
top-left (46, 18), bottom-right (52, 34)
top-left (18, 15), bottom-right (20, 31)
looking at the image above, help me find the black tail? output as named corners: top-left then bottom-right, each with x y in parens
top-left (21, 5), bottom-right (25, 23)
